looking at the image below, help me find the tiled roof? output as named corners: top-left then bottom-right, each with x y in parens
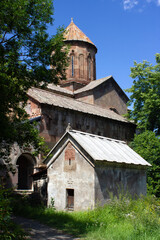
top-left (28, 87), bottom-right (131, 123)
top-left (64, 19), bottom-right (96, 48)
top-left (46, 129), bottom-right (151, 167)
top-left (46, 83), bottom-right (73, 96)
top-left (74, 76), bottom-right (112, 94)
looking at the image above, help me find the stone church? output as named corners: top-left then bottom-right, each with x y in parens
top-left (9, 20), bottom-right (139, 198)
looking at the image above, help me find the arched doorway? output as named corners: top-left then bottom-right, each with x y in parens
top-left (16, 154), bottom-right (36, 190)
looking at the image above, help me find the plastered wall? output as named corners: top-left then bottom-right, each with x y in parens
top-left (47, 142), bottom-right (95, 211)
top-left (95, 164), bottom-right (147, 205)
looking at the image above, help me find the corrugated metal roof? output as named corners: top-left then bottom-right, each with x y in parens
top-left (68, 130), bottom-right (151, 166)
top-left (28, 87), bottom-right (131, 123)
top-left (64, 19), bottom-right (96, 48)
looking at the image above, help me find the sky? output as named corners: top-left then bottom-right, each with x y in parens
top-left (48, 0), bottom-right (160, 96)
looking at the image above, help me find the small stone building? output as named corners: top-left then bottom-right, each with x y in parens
top-left (44, 127), bottom-right (150, 211)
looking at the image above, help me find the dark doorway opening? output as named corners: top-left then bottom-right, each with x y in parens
top-left (66, 189), bottom-right (74, 210)
top-left (17, 154), bottom-right (35, 190)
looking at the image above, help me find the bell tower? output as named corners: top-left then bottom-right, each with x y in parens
top-left (61, 19), bottom-right (97, 91)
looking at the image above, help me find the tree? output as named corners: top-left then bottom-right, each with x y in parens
top-left (0, 0), bottom-right (68, 160)
top-left (130, 131), bottom-right (160, 197)
top-left (126, 54), bottom-right (160, 197)
top-left (0, 0), bottom-right (68, 235)
top-left (0, 185), bottom-right (27, 239)
top-left (126, 53), bottom-right (160, 134)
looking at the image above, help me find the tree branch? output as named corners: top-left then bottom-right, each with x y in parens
top-left (0, 33), bottom-right (18, 44)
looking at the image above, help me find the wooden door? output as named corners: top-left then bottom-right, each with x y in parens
top-left (66, 189), bottom-right (74, 210)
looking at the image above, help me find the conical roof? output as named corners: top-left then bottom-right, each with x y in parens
top-left (64, 19), bottom-right (96, 48)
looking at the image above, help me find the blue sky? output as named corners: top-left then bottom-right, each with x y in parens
top-left (48, 0), bottom-right (160, 95)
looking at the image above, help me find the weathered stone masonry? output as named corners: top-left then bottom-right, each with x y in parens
top-left (39, 105), bottom-right (135, 149)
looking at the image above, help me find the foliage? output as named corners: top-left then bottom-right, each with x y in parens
top-left (130, 131), bottom-right (160, 197)
top-left (0, 0), bottom-right (68, 162)
top-left (126, 53), bottom-right (160, 134)
top-left (126, 54), bottom-right (160, 197)
top-left (49, 197), bottom-right (56, 210)
top-left (12, 195), bottom-right (160, 240)
top-left (0, 185), bottom-right (26, 239)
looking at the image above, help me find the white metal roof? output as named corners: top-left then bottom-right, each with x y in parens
top-left (68, 130), bottom-right (151, 167)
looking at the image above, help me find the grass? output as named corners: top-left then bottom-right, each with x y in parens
top-left (12, 194), bottom-right (160, 240)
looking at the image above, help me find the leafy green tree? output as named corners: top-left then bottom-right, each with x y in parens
top-left (0, 0), bottom-right (68, 160)
top-left (127, 54), bottom-right (160, 197)
top-left (130, 131), bottom-right (160, 197)
top-left (0, 0), bottom-right (68, 236)
top-left (126, 53), bottom-right (160, 134)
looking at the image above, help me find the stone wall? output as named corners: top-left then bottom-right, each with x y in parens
top-left (93, 79), bottom-right (128, 115)
top-left (39, 105), bottom-right (135, 149)
top-left (62, 41), bottom-right (97, 85)
top-left (75, 78), bottom-right (128, 115)
top-left (95, 163), bottom-right (147, 205)
top-left (25, 98), bottom-right (41, 118)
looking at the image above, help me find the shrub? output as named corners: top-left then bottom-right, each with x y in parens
top-left (0, 185), bottom-right (26, 239)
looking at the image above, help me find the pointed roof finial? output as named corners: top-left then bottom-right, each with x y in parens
top-left (64, 19), bottom-right (97, 50)
top-left (66, 123), bottom-right (72, 132)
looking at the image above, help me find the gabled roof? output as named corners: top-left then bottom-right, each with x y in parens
top-left (64, 19), bottom-right (96, 49)
top-left (45, 129), bottom-right (151, 168)
top-left (46, 83), bottom-right (73, 97)
top-left (28, 87), bottom-right (131, 123)
top-left (74, 76), bottom-right (112, 94)
top-left (74, 76), bottom-right (129, 101)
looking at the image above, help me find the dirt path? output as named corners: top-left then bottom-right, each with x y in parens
top-left (12, 216), bottom-right (81, 240)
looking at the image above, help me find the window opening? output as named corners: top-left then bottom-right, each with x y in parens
top-left (69, 159), bottom-right (71, 165)
top-left (79, 54), bottom-right (84, 78)
top-left (66, 189), bottom-right (74, 210)
top-left (71, 55), bottom-right (74, 77)
top-left (88, 57), bottom-right (91, 79)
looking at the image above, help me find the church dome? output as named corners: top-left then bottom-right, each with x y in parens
top-left (64, 19), bottom-right (97, 51)
top-left (61, 19), bottom-right (97, 89)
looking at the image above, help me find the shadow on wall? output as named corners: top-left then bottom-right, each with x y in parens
top-left (95, 167), bottom-right (145, 205)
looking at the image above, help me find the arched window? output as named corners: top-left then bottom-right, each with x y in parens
top-left (79, 54), bottom-right (84, 78)
top-left (88, 55), bottom-right (91, 80)
top-left (71, 55), bottom-right (74, 77)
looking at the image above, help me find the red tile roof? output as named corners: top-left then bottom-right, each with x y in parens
top-left (64, 19), bottom-right (96, 48)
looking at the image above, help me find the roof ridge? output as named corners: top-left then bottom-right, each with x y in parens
top-left (74, 75), bottom-right (112, 94)
top-left (69, 129), bottom-right (126, 143)
top-left (28, 87), bottom-right (131, 123)
top-left (30, 86), bottom-right (119, 113)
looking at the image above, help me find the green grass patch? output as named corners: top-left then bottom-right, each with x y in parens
top-left (12, 194), bottom-right (160, 239)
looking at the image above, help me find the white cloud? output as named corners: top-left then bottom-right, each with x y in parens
top-left (147, 0), bottom-right (160, 5)
top-left (123, 0), bottom-right (138, 10)
top-left (123, 0), bottom-right (160, 10)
